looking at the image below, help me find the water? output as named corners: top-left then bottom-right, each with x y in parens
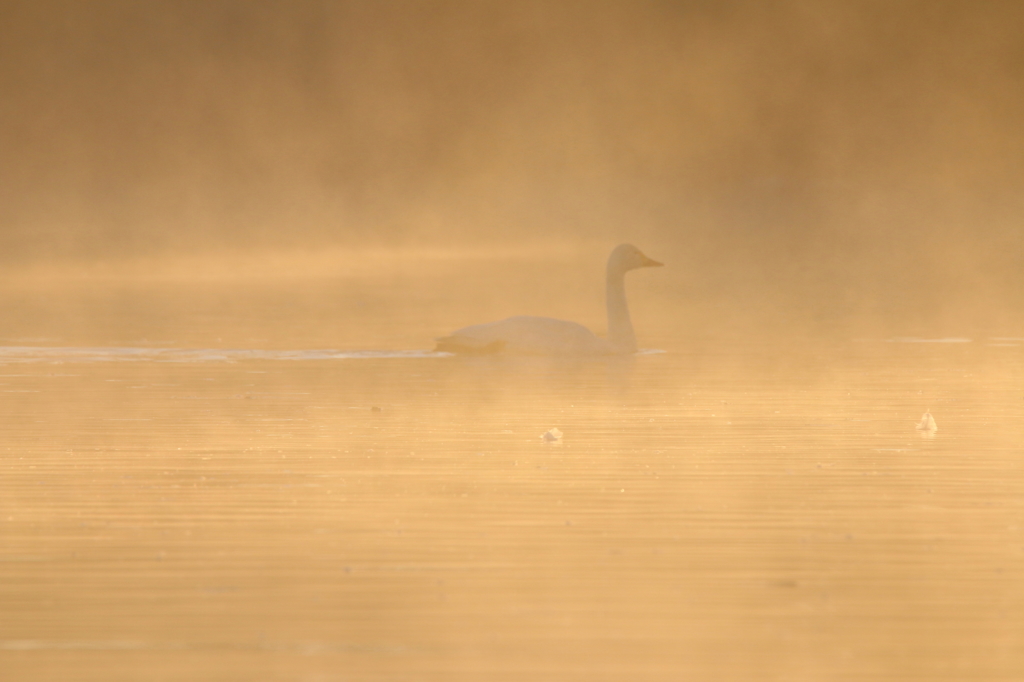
top-left (1, 254), bottom-right (1023, 681)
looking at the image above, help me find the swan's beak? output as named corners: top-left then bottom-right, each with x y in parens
top-left (641, 254), bottom-right (663, 268)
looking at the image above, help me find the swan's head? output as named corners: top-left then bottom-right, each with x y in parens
top-left (608, 243), bottom-right (663, 274)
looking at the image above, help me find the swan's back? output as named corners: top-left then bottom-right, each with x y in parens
top-left (436, 316), bottom-right (615, 355)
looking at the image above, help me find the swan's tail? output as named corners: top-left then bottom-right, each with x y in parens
top-left (434, 336), bottom-right (506, 355)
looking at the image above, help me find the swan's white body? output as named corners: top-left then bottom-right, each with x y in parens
top-left (436, 244), bottom-right (662, 355)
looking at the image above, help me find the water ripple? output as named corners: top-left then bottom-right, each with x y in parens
top-left (0, 346), bottom-right (448, 363)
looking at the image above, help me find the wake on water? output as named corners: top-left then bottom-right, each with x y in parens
top-left (0, 346), bottom-right (669, 363)
top-left (0, 346), bottom-right (670, 364)
top-left (0, 347), bottom-right (448, 363)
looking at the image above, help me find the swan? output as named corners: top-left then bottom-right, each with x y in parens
top-left (435, 244), bottom-right (663, 355)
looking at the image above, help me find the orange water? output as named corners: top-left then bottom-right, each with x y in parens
top-left (1, 255), bottom-right (1022, 681)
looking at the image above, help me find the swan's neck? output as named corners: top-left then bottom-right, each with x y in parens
top-left (606, 268), bottom-right (636, 353)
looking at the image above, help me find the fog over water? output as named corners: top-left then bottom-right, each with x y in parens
top-left (3, 3), bottom-right (1024, 681)
top-left (2, 0), bottom-right (1023, 335)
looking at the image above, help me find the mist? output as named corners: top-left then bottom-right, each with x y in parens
top-left (2, 0), bottom-right (1023, 334)
top-left (7, 5), bottom-right (1024, 679)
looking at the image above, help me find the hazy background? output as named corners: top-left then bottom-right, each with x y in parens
top-left (2, 0), bottom-right (1023, 336)
top-left (4, 7), bottom-right (1024, 679)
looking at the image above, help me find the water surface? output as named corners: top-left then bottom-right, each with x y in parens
top-left (1, 256), bottom-right (1022, 681)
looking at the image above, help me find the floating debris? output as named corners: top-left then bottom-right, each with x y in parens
top-left (916, 410), bottom-right (937, 434)
top-left (541, 427), bottom-right (563, 443)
